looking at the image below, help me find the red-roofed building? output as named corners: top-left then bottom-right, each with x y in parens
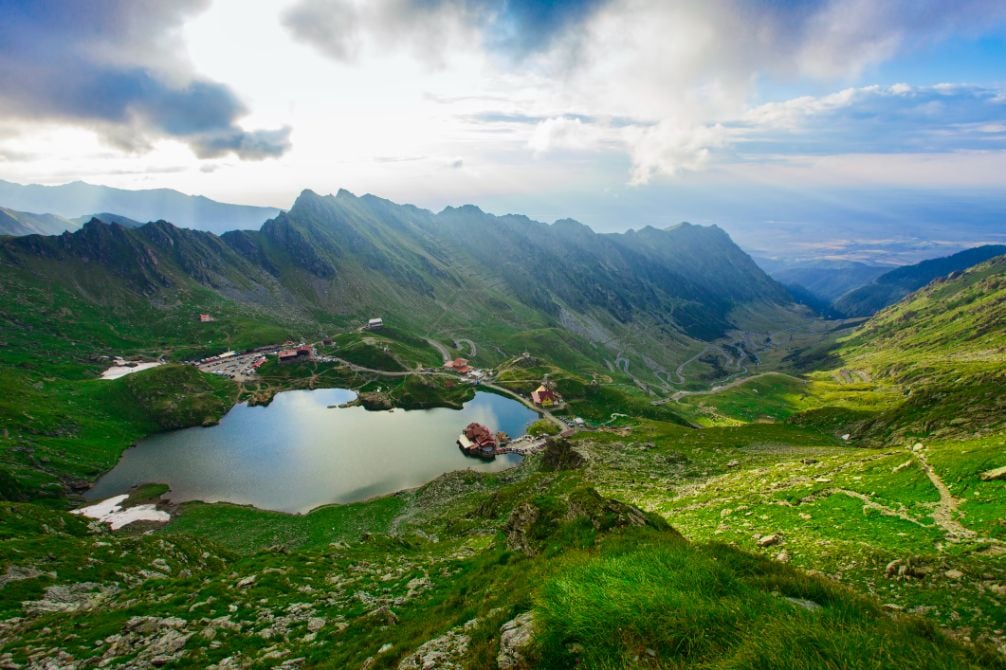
top-left (444, 357), bottom-right (471, 374)
top-left (531, 384), bottom-right (558, 407)
top-left (458, 422), bottom-right (497, 459)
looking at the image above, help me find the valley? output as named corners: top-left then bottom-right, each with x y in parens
top-left (0, 194), bottom-right (1004, 669)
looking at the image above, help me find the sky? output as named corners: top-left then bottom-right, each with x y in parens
top-left (0, 0), bottom-right (1005, 259)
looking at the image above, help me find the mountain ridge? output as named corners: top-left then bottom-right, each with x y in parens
top-left (834, 244), bottom-right (1006, 316)
top-left (0, 187), bottom-right (805, 391)
top-left (0, 179), bottom-right (281, 235)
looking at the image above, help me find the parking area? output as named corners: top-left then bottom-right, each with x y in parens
top-left (198, 351), bottom-right (273, 382)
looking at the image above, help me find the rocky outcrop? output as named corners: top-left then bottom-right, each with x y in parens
top-left (539, 438), bottom-right (585, 472)
top-left (980, 465), bottom-right (1006, 481)
top-left (398, 619), bottom-right (478, 670)
top-left (502, 487), bottom-right (677, 556)
top-left (497, 612), bottom-right (535, 670)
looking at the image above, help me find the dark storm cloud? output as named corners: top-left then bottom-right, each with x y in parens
top-left (0, 0), bottom-right (290, 160)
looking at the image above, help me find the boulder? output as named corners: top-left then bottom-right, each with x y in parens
top-left (502, 487), bottom-right (678, 556)
top-left (497, 612), bottom-right (535, 670)
top-left (980, 466), bottom-right (1006, 481)
top-left (757, 533), bottom-right (782, 548)
top-left (398, 619), bottom-right (477, 670)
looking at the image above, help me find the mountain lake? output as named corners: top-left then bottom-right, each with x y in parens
top-left (86, 388), bottom-right (539, 513)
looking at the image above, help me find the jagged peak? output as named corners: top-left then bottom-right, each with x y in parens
top-left (552, 217), bottom-right (590, 231)
top-left (438, 203), bottom-right (484, 216)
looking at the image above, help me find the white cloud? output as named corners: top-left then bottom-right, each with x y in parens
top-left (624, 121), bottom-right (728, 184)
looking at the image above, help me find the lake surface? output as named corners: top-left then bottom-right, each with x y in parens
top-left (86, 389), bottom-right (538, 513)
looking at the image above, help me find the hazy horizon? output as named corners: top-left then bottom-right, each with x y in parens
top-left (1, 1), bottom-right (1005, 260)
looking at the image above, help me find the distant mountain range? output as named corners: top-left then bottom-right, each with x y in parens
top-left (0, 188), bottom-right (803, 389)
top-left (833, 244), bottom-right (1006, 317)
top-left (0, 179), bottom-right (281, 235)
top-left (758, 258), bottom-right (889, 303)
top-left (0, 206), bottom-right (147, 236)
top-left (0, 206), bottom-right (78, 236)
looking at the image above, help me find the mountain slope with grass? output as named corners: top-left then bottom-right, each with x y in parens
top-left (0, 189), bottom-right (809, 393)
top-left (831, 254), bottom-right (1006, 440)
top-left (1, 191), bottom-right (1004, 668)
top-left (834, 245), bottom-right (1006, 317)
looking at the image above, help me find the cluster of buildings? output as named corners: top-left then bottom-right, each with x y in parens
top-left (457, 422), bottom-right (499, 460)
top-left (443, 357), bottom-right (471, 374)
top-left (278, 345), bottom-right (314, 363)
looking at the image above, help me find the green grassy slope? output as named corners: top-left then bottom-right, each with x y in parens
top-left (2, 447), bottom-right (1002, 669)
top-left (835, 245), bottom-right (1006, 317)
top-left (831, 255), bottom-right (1006, 440)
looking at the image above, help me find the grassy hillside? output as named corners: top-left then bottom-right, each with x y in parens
top-left (831, 255), bottom-right (1006, 440)
top-left (1, 197), bottom-right (1004, 667)
top-left (834, 245), bottom-right (1006, 317)
top-left (2, 442), bottom-right (1002, 669)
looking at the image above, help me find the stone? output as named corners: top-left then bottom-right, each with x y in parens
top-left (307, 617), bottom-right (326, 633)
top-left (980, 466), bottom-right (1006, 482)
top-left (726, 460), bottom-right (739, 468)
top-left (236, 575), bottom-right (256, 589)
top-left (784, 597), bottom-right (822, 611)
top-left (892, 460), bottom-right (913, 473)
top-left (775, 550), bottom-right (791, 563)
top-left (497, 612), bottom-right (535, 670)
top-left (368, 605), bottom-right (399, 626)
top-left (397, 622), bottom-right (472, 670)
top-left (945, 569), bottom-right (964, 579)
top-left (757, 533), bottom-right (782, 548)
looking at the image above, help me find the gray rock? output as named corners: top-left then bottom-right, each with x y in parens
top-left (236, 575), bottom-right (256, 589)
top-left (784, 597), bottom-right (822, 611)
top-left (980, 466), bottom-right (1006, 481)
top-left (398, 619), bottom-right (479, 669)
top-left (757, 533), bottom-right (782, 548)
top-left (497, 612), bottom-right (534, 670)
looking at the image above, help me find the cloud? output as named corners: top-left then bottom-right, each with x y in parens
top-left (623, 121), bottom-right (728, 184)
top-left (283, 0), bottom-right (609, 64)
top-left (525, 83), bottom-right (1006, 184)
top-left (0, 0), bottom-right (290, 160)
top-left (282, 0), bottom-right (483, 66)
top-left (529, 117), bottom-right (614, 153)
top-left (279, 0), bottom-right (1006, 184)
top-left (738, 84), bottom-right (1006, 155)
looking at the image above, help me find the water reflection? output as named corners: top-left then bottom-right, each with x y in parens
top-left (86, 389), bottom-right (537, 513)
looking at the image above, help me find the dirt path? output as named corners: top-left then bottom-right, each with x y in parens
top-left (455, 338), bottom-right (477, 358)
top-left (425, 338), bottom-right (452, 363)
top-left (912, 447), bottom-right (978, 542)
top-left (832, 489), bottom-right (928, 527)
top-left (653, 372), bottom-right (803, 405)
top-left (670, 346), bottom-right (714, 385)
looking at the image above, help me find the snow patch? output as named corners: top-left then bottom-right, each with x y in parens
top-left (101, 361), bottom-right (163, 380)
top-left (72, 494), bottom-right (170, 530)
